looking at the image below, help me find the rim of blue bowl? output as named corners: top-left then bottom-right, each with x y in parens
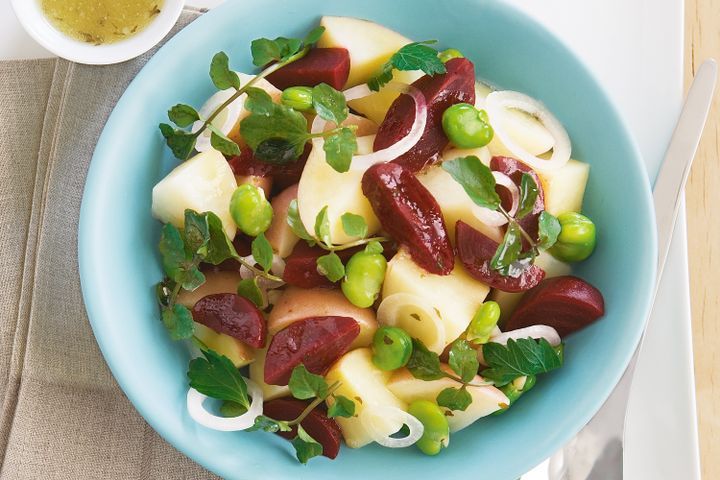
top-left (78, 0), bottom-right (657, 478)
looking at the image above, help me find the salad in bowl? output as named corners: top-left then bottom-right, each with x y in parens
top-left (150, 16), bottom-right (604, 463)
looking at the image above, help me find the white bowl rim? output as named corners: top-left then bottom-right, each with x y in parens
top-left (10, 0), bottom-right (184, 65)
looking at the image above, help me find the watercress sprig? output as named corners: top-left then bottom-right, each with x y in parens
top-left (368, 40), bottom-right (448, 91)
top-left (442, 156), bottom-right (561, 277)
top-left (480, 338), bottom-right (564, 386)
top-left (159, 26), bottom-right (325, 160)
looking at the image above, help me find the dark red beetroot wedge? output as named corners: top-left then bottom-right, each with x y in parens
top-left (227, 144), bottom-right (312, 192)
top-left (191, 294), bottom-right (266, 348)
top-left (266, 48), bottom-right (351, 90)
top-left (490, 156), bottom-right (545, 243)
top-left (456, 220), bottom-right (545, 292)
top-left (362, 163), bottom-right (454, 275)
top-left (506, 276), bottom-right (605, 337)
top-left (263, 398), bottom-right (342, 459)
top-left (374, 57), bottom-right (476, 173)
top-left (283, 242), bottom-right (361, 288)
top-left (265, 316), bottom-right (359, 386)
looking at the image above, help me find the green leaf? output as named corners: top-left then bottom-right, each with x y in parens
top-left (481, 338), bottom-right (563, 386)
top-left (442, 156), bottom-right (501, 210)
top-left (448, 339), bottom-right (480, 383)
top-left (292, 425), bottom-right (324, 464)
top-left (168, 104), bottom-right (200, 127)
top-left (209, 51), bottom-right (241, 90)
top-left (237, 277), bottom-right (264, 308)
top-left (159, 123), bottom-right (197, 160)
top-left (407, 338), bottom-right (445, 381)
top-left (490, 222), bottom-right (523, 276)
top-left (254, 138), bottom-right (302, 165)
top-left (516, 173), bottom-right (539, 220)
top-left (208, 124), bottom-right (241, 156)
top-left (303, 26), bottom-right (326, 46)
top-left (436, 386), bottom-right (473, 412)
top-left (364, 240), bottom-right (384, 255)
top-left (158, 223), bottom-right (205, 290)
top-left (219, 400), bottom-right (248, 418)
top-left (155, 280), bottom-right (173, 308)
top-left (538, 211), bottom-right (561, 249)
top-left (187, 349), bottom-right (250, 408)
top-left (316, 252), bottom-right (345, 282)
top-left (323, 127), bottom-right (357, 173)
top-left (244, 87), bottom-right (275, 115)
top-left (251, 233), bottom-right (274, 271)
top-left (183, 210), bottom-right (210, 257)
top-left (251, 36), bottom-right (303, 67)
top-left (288, 364), bottom-right (329, 400)
top-left (328, 395), bottom-right (356, 418)
top-left (312, 83), bottom-right (349, 125)
top-left (341, 212), bottom-right (368, 238)
top-left (314, 206), bottom-right (332, 246)
top-left (246, 415), bottom-right (291, 433)
top-left (367, 40), bottom-right (446, 91)
top-left (161, 304), bottom-right (195, 340)
top-left (239, 103), bottom-right (308, 159)
top-left (204, 211), bottom-right (240, 265)
top-left (287, 199), bottom-right (314, 242)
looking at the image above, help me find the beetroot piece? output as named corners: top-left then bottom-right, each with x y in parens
top-left (373, 57), bottom-right (476, 173)
top-left (490, 156), bottom-right (545, 244)
top-left (362, 163), bottom-right (454, 275)
top-left (263, 398), bottom-right (342, 459)
top-left (456, 220), bottom-right (545, 292)
top-left (264, 316), bottom-right (360, 385)
top-left (505, 276), bottom-right (605, 337)
top-left (191, 294), bottom-right (267, 348)
top-left (227, 144), bottom-right (311, 192)
top-left (282, 243), bottom-right (358, 288)
top-left (266, 48), bottom-right (351, 90)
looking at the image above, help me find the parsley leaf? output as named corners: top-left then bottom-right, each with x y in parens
top-left (237, 277), bottom-right (264, 308)
top-left (437, 386), bottom-right (472, 412)
top-left (407, 338), bottom-right (445, 381)
top-left (161, 304), bottom-right (194, 340)
top-left (341, 212), bottom-right (368, 238)
top-left (312, 83), bottom-right (349, 125)
top-left (292, 425), bottom-right (324, 464)
top-left (187, 349), bottom-right (250, 408)
top-left (314, 206), bottom-right (332, 246)
top-left (368, 41), bottom-right (447, 91)
top-left (490, 222), bottom-right (523, 276)
top-left (287, 199), bottom-right (314, 242)
top-left (209, 51), bottom-right (241, 90)
top-left (448, 339), bottom-right (479, 383)
top-left (328, 395), bottom-right (356, 418)
top-left (159, 123), bottom-right (197, 160)
top-left (516, 173), bottom-right (539, 220)
top-left (246, 415), bottom-right (291, 433)
top-left (317, 252), bottom-right (345, 282)
top-left (481, 338), bottom-right (563, 386)
top-left (538, 211), bottom-right (561, 249)
top-left (208, 124), bottom-right (241, 156)
top-left (442, 156), bottom-right (501, 210)
top-left (323, 127), bottom-right (357, 173)
top-left (251, 233), bottom-right (273, 272)
top-left (288, 364), bottom-right (329, 400)
top-left (168, 104), bottom-right (200, 127)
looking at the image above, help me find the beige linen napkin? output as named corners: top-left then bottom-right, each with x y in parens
top-left (0, 9), bottom-right (220, 479)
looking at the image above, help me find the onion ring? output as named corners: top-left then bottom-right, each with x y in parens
top-left (490, 325), bottom-right (562, 347)
top-left (361, 406), bottom-right (426, 448)
top-left (485, 90), bottom-right (571, 171)
top-left (191, 89), bottom-right (245, 152)
top-left (186, 378), bottom-right (263, 431)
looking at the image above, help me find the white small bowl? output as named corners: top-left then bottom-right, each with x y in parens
top-left (11, 0), bottom-right (184, 65)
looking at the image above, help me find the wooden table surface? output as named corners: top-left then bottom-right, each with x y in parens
top-left (686, 0), bottom-right (719, 478)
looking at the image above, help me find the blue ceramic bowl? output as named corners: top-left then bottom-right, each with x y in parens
top-left (79, 0), bottom-right (656, 478)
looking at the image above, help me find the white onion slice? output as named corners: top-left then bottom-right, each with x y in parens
top-left (471, 171), bottom-right (520, 227)
top-left (490, 325), bottom-right (562, 347)
top-left (485, 90), bottom-right (571, 171)
top-left (361, 406), bottom-right (425, 448)
top-left (311, 83), bottom-right (427, 171)
top-left (191, 89), bottom-right (245, 152)
top-left (186, 378), bottom-right (263, 431)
